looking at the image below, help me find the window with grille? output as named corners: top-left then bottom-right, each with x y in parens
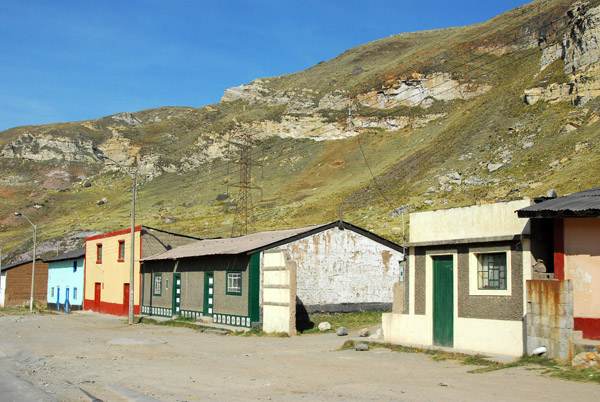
top-left (226, 271), bottom-right (242, 295)
top-left (154, 274), bottom-right (162, 296)
top-left (477, 253), bottom-right (507, 290)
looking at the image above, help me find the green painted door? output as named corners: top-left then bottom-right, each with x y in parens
top-left (172, 273), bottom-right (181, 316)
top-left (248, 253), bottom-right (260, 324)
top-left (204, 272), bottom-right (214, 315)
top-left (433, 255), bottom-right (453, 347)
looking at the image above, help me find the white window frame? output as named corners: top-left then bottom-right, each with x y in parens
top-left (468, 245), bottom-right (512, 296)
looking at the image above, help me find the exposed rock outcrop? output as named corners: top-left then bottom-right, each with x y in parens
top-left (356, 73), bottom-right (491, 109)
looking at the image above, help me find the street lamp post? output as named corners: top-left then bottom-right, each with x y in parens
top-left (97, 153), bottom-right (137, 325)
top-left (15, 212), bottom-right (37, 312)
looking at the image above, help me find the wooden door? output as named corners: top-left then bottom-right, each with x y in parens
top-left (433, 255), bottom-right (454, 347)
top-left (123, 283), bottom-right (130, 316)
top-left (203, 272), bottom-right (214, 316)
top-left (172, 273), bottom-right (181, 316)
top-left (94, 283), bottom-right (101, 312)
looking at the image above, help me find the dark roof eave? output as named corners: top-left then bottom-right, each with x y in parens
top-left (517, 210), bottom-right (600, 218)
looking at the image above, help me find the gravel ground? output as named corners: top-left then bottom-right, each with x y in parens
top-left (0, 311), bottom-right (597, 401)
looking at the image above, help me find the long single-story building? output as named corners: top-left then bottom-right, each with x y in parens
top-left (141, 221), bottom-right (405, 328)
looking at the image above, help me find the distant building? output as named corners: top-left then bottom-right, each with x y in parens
top-left (45, 247), bottom-right (85, 312)
top-left (0, 258), bottom-right (49, 308)
top-left (141, 221), bottom-right (404, 329)
top-left (84, 226), bottom-right (200, 316)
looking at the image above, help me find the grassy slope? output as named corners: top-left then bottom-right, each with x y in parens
top-left (2, 0), bottom-right (600, 261)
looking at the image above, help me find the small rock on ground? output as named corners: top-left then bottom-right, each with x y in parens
top-left (355, 343), bottom-right (369, 351)
top-left (358, 328), bottom-right (370, 337)
top-left (336, 327), bottom-right (348, 336)
top-left (318, 322), bottom-right (331, 331)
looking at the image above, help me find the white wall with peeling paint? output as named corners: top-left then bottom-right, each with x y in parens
top-left (278, 226), bottom-right (403, 306)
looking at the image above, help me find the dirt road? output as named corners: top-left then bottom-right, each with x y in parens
top-left (0, 311), bottom-right (597, 401)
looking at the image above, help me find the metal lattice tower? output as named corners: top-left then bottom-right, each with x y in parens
top-left (230, 130), bottom-right (261, 237)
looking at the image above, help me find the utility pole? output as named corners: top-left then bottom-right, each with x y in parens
top-left (230, 130), bottom-right (261, 237)
top-left (14, 212), bottom-right (37, 312)
top-left (97, 153), bottom-right (137, 325)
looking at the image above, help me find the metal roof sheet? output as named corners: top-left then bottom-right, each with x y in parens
top-left (142, 223), bottom-right (331, 261)
top-left (517, 187), bottom-right (600, 217)
top-left (44, 247), bottom-right (85, 262)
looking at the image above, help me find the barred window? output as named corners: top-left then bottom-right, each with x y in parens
top-left (477, 253), bottom-right (507, 290)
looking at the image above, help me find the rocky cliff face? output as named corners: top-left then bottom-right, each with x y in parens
top-left (525, 2), bottom-right (600, 105)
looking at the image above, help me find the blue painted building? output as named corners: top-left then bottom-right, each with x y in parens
top-left (46, 247), bottom-right (85, 312)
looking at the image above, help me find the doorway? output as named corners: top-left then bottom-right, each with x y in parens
top-left (172, 273), bottom-right (181, 316)
top-left (433, 255), bottom-right (453, 347)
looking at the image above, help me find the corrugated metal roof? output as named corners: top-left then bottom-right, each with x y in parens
top-left (44, 247), bottom-right (85, 262)
top-left (517, 187), bottom-right (600, 218)
top-left (142, 223), bottom-right (331, 261)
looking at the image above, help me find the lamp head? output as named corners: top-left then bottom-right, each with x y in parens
top-left (97, 153), bottom-right (109, 159)
top-left (14, 212), bottom-right (21, 217)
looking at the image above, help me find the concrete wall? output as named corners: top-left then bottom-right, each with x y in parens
top-left (47, 257), bottom-right (84, 309)
top-left (410, 199), bottom-right (532, 243)
top-left (280, 226), bottom-right (403, 309)
top-left (262, 250), bottom-right (296, 335)
top-left (3, 260), bottom-right (49, 307)
top-left (526, 279), bottom-right (574, 361)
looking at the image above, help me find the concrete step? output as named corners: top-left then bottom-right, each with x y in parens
top-left (573, 338), bottom-right (600, 355)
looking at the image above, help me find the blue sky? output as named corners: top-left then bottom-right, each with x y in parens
top-left (0, 1), bottom-right (532, 131)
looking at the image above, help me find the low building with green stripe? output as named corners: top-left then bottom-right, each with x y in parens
top-left (140, 221), bottom-right (405, 329)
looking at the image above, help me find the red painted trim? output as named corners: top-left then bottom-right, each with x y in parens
top-left (574, 317), bottom-right (600, 340)
top-left (553, 219), bottom-right (565, 280)
top-left (84, 298), bottom-right (141, 316)
top-left (86, 226), bottom-right (142, 242)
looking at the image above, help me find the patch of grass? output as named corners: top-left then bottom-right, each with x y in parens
top-left (138, 316), bottom-right (227, 333)
top-left (299, 310), bottom-right (386, 334)
top-left (231, 328), bottom-right (289, 337)
top-left (340, 341), bottom-right (600, 384)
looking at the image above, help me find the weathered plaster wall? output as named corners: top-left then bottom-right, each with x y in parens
top-left (527, 279), bottom-right (574, 361)
top-left (410, 199), bottom-right (532, 243)
top-left (414, 249), bottom-right (426, 315)
top-left (563, 218), bottom-right (600, 319)
top-left (280, 227), bottom-right (403, 307)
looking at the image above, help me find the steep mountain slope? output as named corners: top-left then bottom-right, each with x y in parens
top-left (1, 0), bottom-right (600, 264)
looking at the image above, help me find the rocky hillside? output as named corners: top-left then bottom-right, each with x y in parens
top-left (2, 0), bottom-right (600, 264)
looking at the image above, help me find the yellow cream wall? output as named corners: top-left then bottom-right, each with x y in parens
top-left (85, 231), bottom-right (141, 304)
top-left (410, 199), bottom-right (533, 243)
